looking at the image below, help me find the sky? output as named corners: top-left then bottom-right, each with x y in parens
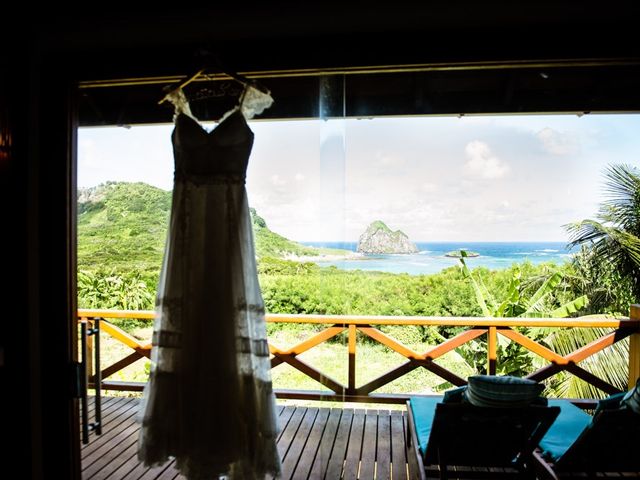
top-left (78, 113), bottom-right (640, 242)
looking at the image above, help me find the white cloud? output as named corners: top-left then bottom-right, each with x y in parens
top-left (464, 140), bottom-right (509, 179)
top-left (78, 138), bottom-right (102, 168)
top-left (537, 127), bottom-right (579, 155)
top-left (270, 174), bottom-right (287, 186)
top-left (421, 182), bottom-right (439, 193)
top-left (78, 114), bottom-right (640, 242)
top-left (374, 152), bottom-right (406, 168)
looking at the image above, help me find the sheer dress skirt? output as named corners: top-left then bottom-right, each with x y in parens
top-left (137, 176), bottom-right (281, 479)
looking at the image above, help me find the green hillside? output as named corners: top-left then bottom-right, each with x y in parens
top-left (77, 181), bottom-right (344, 275)
top-left (77, 182), bottom-right (170, 275)
top-left (250, 208), bottom-right (343, 258)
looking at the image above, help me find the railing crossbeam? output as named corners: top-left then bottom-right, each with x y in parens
top-left (272, 353), bottom-right (346, 394)
top-left (356, 361), bottom-right (418, 396)
top-left (422, 328), bottom-right (487, 361)
top-left (413, 359), bottom-right (467, 387)
top-left (95, 351), bottom-right (145, 383)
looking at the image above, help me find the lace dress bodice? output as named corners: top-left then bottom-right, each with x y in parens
top-left (173, 110), bottom-right (253, 179)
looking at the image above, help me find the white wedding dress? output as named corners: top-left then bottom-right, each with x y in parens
top-left (137, 87), bottom-right (281, 479)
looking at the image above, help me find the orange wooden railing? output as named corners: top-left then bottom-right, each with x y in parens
top-left (78, 306), bottom-right (640, 406)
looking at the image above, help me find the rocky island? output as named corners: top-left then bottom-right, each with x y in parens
top-left (357, 221), bottom-right (419, 254)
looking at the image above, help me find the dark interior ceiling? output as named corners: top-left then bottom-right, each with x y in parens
top-left (18, 4), bottom-right (640, 125)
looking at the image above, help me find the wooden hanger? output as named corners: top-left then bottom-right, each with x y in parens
top-left (158, 68), bottom-right (269, 105)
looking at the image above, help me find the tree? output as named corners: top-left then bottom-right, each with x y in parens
top-left (456, 252), bottom-right (589, 378)
top-left (566, 163), bottom-right (640, 302)
top-left (78, 268), bottom-right (155, 311)
top-left (555, 163), bottom-right (640, 398)
top-left (459, 251), bottom-right (588, 319)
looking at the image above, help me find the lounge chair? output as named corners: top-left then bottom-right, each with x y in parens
top-left (406, 376), bottom-right (561, 479)
top-left (533, 383), bottom-right (640, 479)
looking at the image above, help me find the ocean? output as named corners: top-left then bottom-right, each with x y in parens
top-left (299, 241), bottom-right (576, 275)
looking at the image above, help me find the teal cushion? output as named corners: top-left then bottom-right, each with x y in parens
top-left (443, 386), bottom-right (466, 404)
top-left (621, 378), bottom-right (640, 414)
top-left (539, 399), bottom-right (592, 462)
top-left (465, 375), bottom-right (544, 407)
top-left (595, 391), bottom-right (626, 415)
top-left (409, 396), bottom-right (443, 457)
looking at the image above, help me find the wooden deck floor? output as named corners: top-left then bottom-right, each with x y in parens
top-left (81, 396), bottom-right (421, 480)
top-left (88, 397), bottom-right (640, 479)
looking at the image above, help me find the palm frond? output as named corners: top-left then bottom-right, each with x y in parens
top-left (535, 326), bottom-right (629, 399)
top-left (548, 295), bottom-right (589, 318)
top-left (524, 271), bottom-right (564, 315)
top-left (566, 219), bottom-right (610, 246)
top-left (602, 164), bottom-right (640, 208)
top-left (459, 257), bottom-right (492, 316)
top-left (496, 274), bottom-right (520, 317)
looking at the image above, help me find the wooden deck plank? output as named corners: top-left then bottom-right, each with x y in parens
top-left (391, 410), bottom-right (407, 480)
top-left (85, 398), bottom-right (136, 423)
top-left (376, 411), bottom-right (392, 479)
top-left (308, 408), bottom-right (343, 479)
top-left (277, 405), bottom-right (297, 441)
top-left (89, 444), bottom-right (140, 480)
top-left (358, 409), bottom-right (378, 480)
top-left (153, 461), bottom-right (180, 480)
top-left (343, 409), bottom-right (365, 480)
top-left (281, 407), bottom-right (318, 479)
top-left (93, 396), bottom-right (131, 420)
top-left (277, 407), bottom-right (307, 461)
top-left (84, 395), bottom-right (115, 416)
top-left (324, 409), bottom-right (354, 479)
top-left (82, 420), bottom-right (140, 476)
top-left (100, 443), bottom-right (153, 480)
top-left (120, 460), bottom-right (171, 480)
top-left (97, 395), bottom-right (131, 413)
top-left (291, 408), bottom-right (331, 480)
top-left (404, 413), bottom-right (422, 480)
top-left (97, 396), bottom-right (137, 420)
top-left (80, 398), bottom-right (138, 449)
top-left (82, 396), bottom-right (135, 434)
top-left (81, 403), bottom-right (139, 458)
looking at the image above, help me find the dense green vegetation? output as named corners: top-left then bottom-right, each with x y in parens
top-left (77, 181), bottom-right (632, 321)
top-left (78, 176), bottom-right (638, 398)
top-left (78, 182), bottom-right (170, 282)
top-left (77, 184), bottom-right (568, 317)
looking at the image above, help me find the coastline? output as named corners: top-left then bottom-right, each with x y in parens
top-left (283, 251), bottom-right (365, 262)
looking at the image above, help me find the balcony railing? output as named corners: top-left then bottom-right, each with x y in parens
top-left (78, 306), bottom-right (640, 407)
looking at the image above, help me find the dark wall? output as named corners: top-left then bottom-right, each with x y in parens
top-left (1, 38), bottom-right (80, 479)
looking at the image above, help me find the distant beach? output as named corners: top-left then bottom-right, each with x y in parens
top-left (282, 251), bottom-right (364, 263)
top-left (298, 241), bottom-right (576, 275)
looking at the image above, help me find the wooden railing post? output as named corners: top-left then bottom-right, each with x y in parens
top-left (487, 326), bottom-right (497, 375)
top-left (348, 324), bottom-right (357, 394)
top-left (629, 305), bottom-right (640, 389)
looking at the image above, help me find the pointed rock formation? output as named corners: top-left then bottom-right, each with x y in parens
top-left (356, 221), bottom-right (418, 254)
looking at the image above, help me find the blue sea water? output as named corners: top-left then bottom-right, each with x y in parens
top-left (299, 241), bottom-right (576, 275)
